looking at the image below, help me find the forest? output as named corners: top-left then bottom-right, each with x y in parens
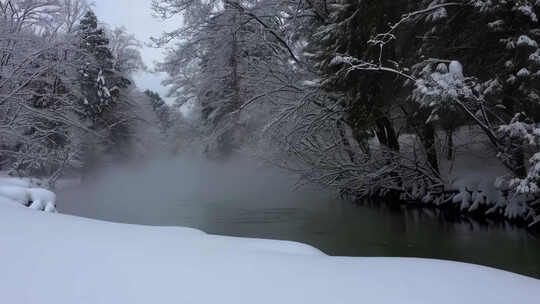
top-left (1, 0), bottom-right (540, 226)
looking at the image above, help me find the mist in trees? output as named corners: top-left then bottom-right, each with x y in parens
top-left (0, 0), bottom-right (178, 184)
top-left (1, 0), bottom-right (539, 225)
top-left (150, 0), bottom-right (540, 225)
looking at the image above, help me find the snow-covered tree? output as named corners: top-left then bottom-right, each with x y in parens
top-left (0, 0), bottom-right (92, 181)
top-left (144, 90), bottom-right (172, 133)
top-left (75, 10), bottom-right (158, 174)
top-left (409, 0), bottom-right (540, 222)
top-left (0, 2), bottom-right (153, 182)
top-left (153, 0), bottom-right (296, 158)
top-left (107, 26), bottom-right (147, 74)
top-left (78, 10), bottom-right (121, 119)
top-left (148, 0), bottom-right (540, 224)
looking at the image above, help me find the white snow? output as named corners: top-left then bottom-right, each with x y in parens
top-left (517, 67), bottom-right (531, 78)
top-left (0, 196), bottom-right (25, 208)
top-left (0, 202), bottom-right (539, 303)
top-left (529, 50), bottom-right (540, 65)
top-left (507, 74), bottom-right (517, 84)
top-left (28, 187), bottom-right (57, 212)
top-left (448, 60), bottom-right (464, 78)
top-left (0, 176), bottom-right (32, 187)
top-left (513, 4), bottom-right (538, 22)
top-left (329, 55), bottom-right (355, 66)
top-left (0, 176), bottom-right (56, 212)
top-left (435, 62), bottom-right (448, 73)
top-left (426, 6), bottom-right (447, 22)
top-left (488, 19), bottom-right (504, 30)
top-left (516, 35), bottom-right (538, 48)
top-left (0, 185), bottom-right (31, 205)
top-left (413, 61), bottom-right (471, 107)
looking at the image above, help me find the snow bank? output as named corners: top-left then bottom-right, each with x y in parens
top-left (0, 185), bottom-right (31, 205)
top-left (0, 203), bottom-right (539, 304)
top-left (0, 176), bottom-right (56, 212)
top-left (27, 188), bottom-right (56, 212)
top-left (0, 195), bottom-right (26, 208)
top-left (0, 176), bottom-right (33, 187)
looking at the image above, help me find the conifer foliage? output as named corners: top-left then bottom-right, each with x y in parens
top-left (78, 10), bottom-right (130, 120)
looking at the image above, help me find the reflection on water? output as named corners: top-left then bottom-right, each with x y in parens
top-left (58, 188), bottom-right (540, 279)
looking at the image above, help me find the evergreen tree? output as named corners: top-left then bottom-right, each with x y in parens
top-left (77, 10), bottom-right (137, 172)
top-left (79, 10), bottom-right (114, 118)
top-left (410, 0), bottom-right (540, 220)
top-left (78, 10), bottom-right (131, 120)
top-left (306, 0), bottom-right (407, 153)
top-left (415, 0), bottom-right (540, 177)
top-left (144, 90), bottom-right (172, 133)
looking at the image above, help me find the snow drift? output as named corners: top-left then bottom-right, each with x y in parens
top-left (0, 176), bottom-right (56, 212)
top-left (0, 201), bottom-right (539, 304)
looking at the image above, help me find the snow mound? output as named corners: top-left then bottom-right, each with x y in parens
top-left (0, 196), bottom-right (26, 208)
top-left (0, 185), bottom-right (31, 205)
top-left (0, 176), bottom-right (33, 187)
top-left (0, 177), bottom-right (56, 212)
top-left (0, 203), bottom-right (539, 304)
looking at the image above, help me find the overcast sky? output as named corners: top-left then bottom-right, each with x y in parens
top-left (93, 0), bottom-right (179, 104)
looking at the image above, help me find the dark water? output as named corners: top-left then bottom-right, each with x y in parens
top-left (58, 184), bottom-right (540, 279)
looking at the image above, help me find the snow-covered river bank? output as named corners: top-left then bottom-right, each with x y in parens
top-left (2, 168), bottom-right (540, 303)
top-left (2, 203), bottom-right (540, 304)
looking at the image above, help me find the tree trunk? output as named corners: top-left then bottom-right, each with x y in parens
top-left (230, 32), bottom-right (241, 110)
top-left (337, 120), bottom-right (357, 163)
top-left (216, 7), bottom-right (242, 159)
top-left (446, 129), bottom-right (454, 160)
top-left (511, 146), bottom-right (527, 178)
top-left (422, 123), bottom-right (439, 174)
top-left (375, 116), bottom-right (400, 151)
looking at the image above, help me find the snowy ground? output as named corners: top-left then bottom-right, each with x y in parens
top-left (1, 200), bottom-right (540, 303)
top-left (0, 175), bottom-right (57, 212)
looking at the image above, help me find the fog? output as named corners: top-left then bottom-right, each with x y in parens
top-left (57, 157), bottom-right (336, 230)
